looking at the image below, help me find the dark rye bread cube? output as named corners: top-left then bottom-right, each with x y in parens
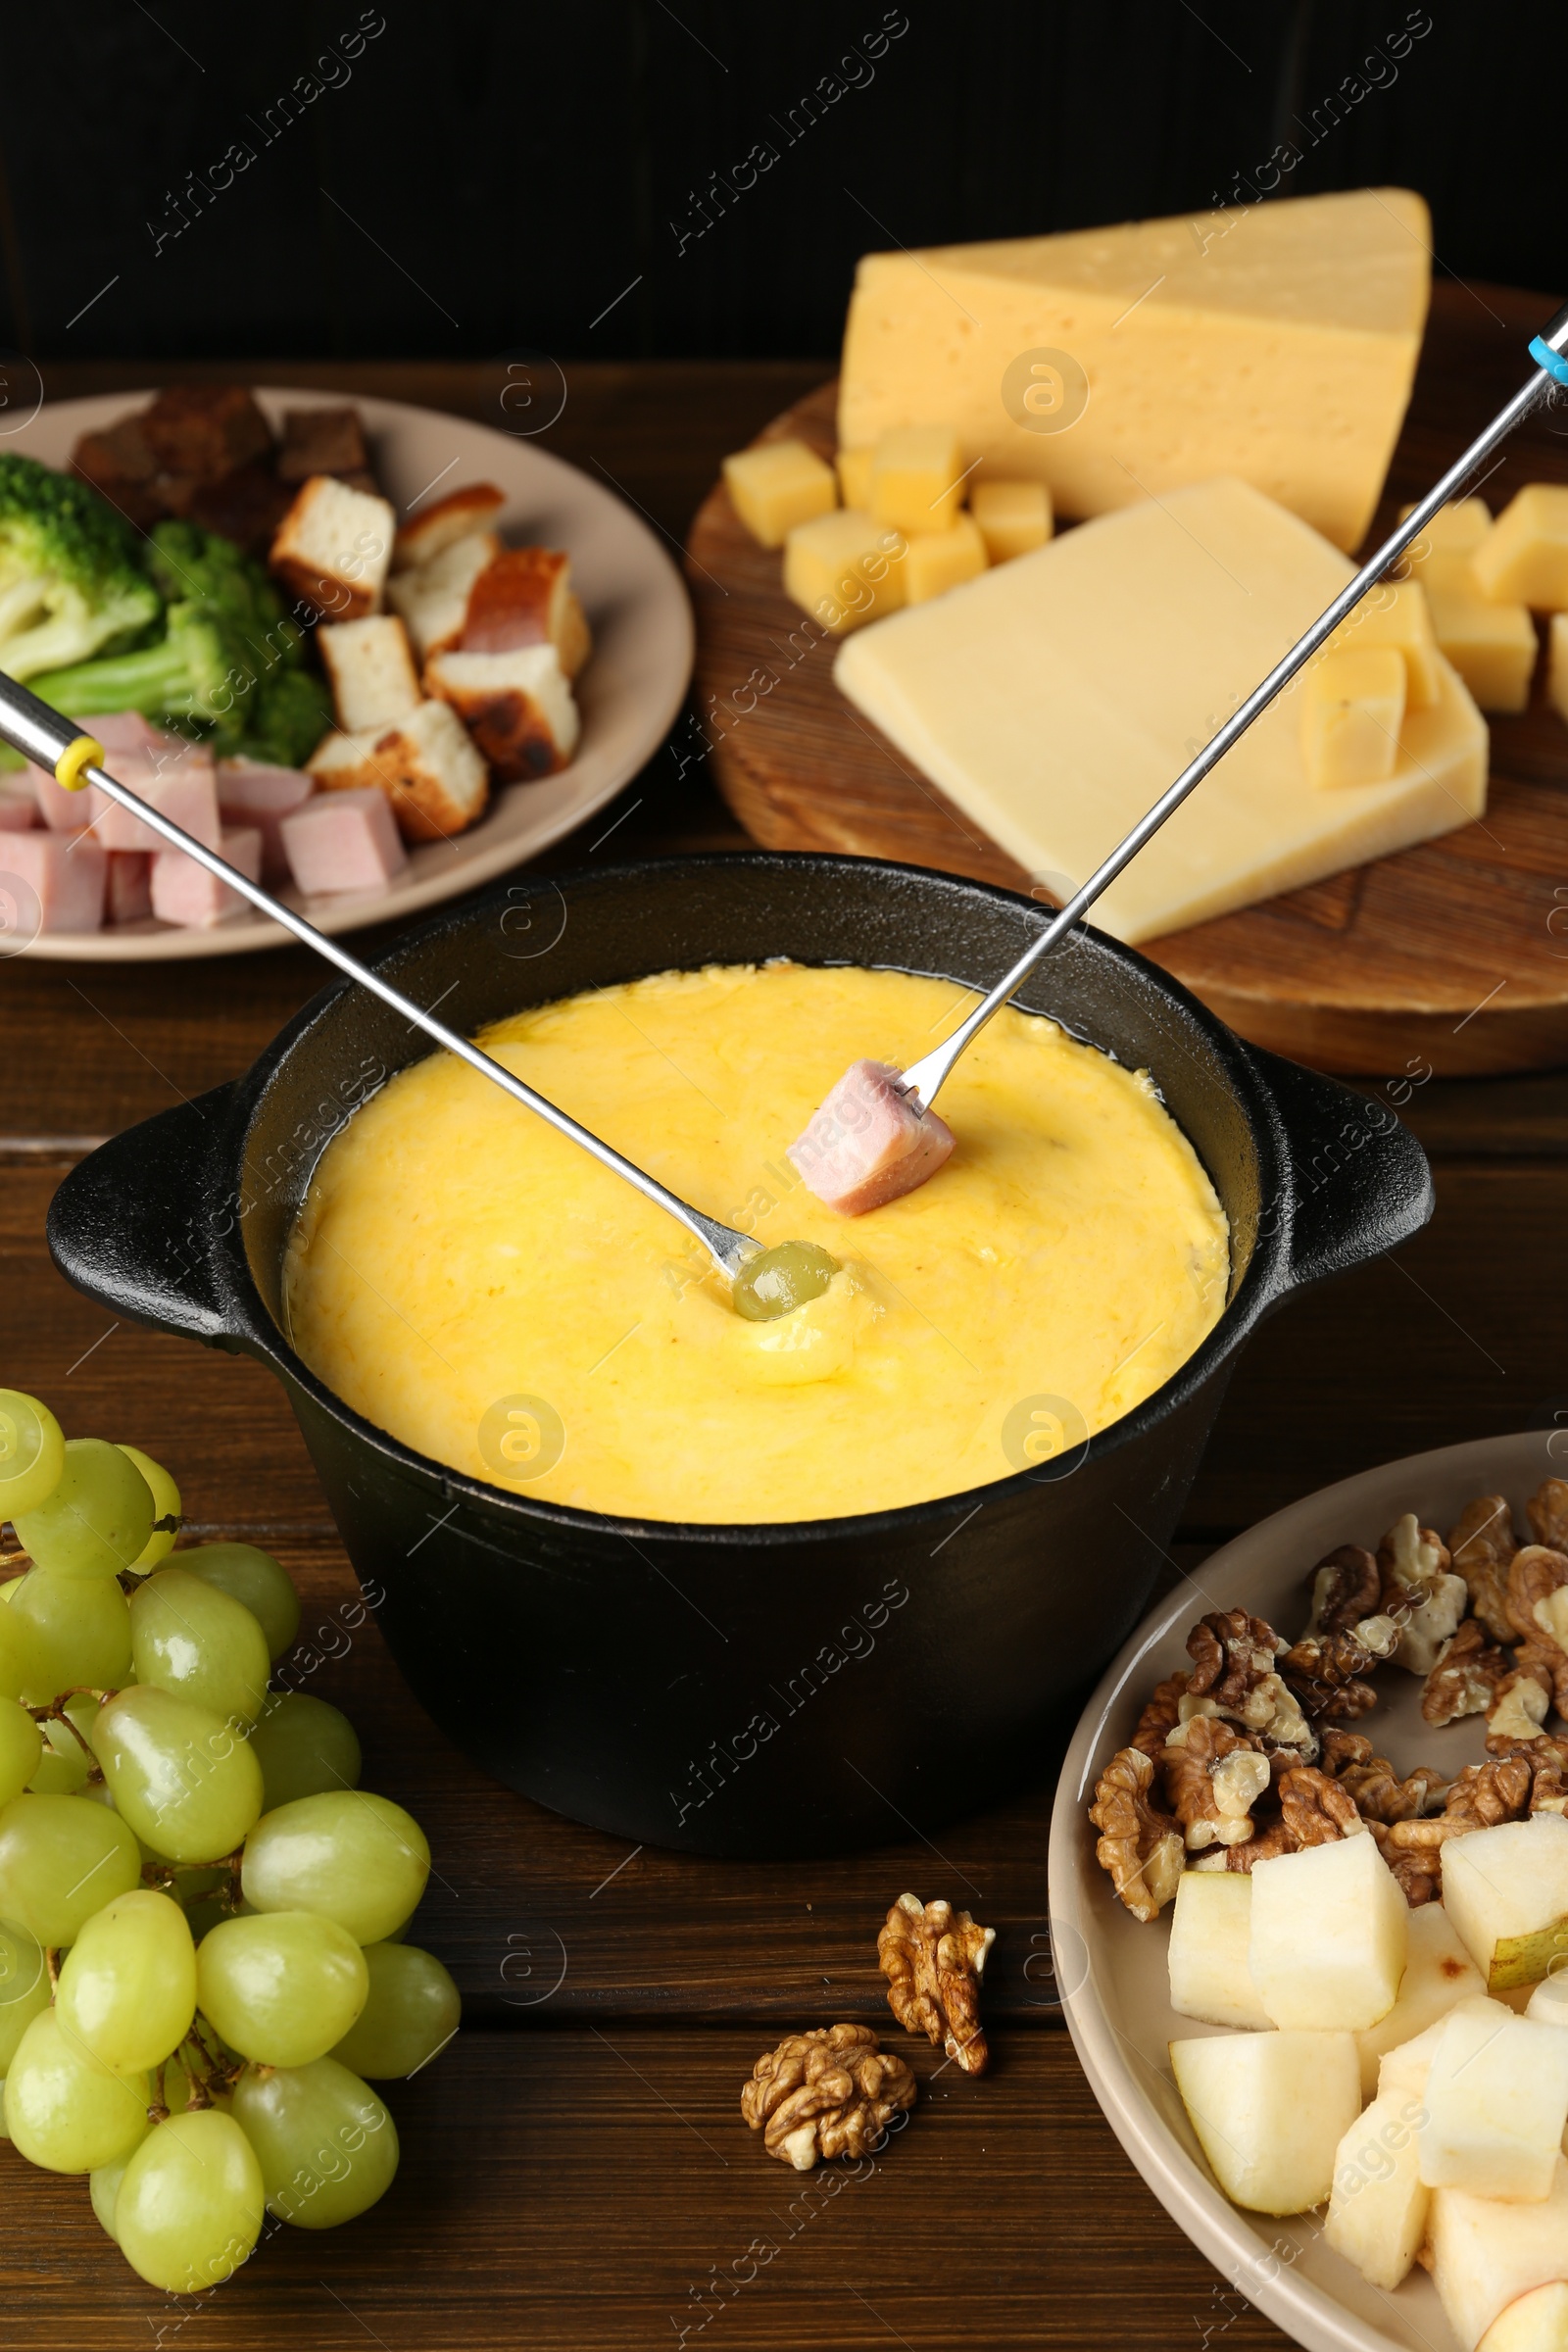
top-left (140, 384), bottom-right (275, 481)
top-left (188, 461), bottom-right (297, 555)
top-left (278, 407), bottom-right (370, 484)
top-left (72, 413), bottom-right (162, 530)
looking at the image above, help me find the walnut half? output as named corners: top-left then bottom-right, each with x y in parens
top-left (877, 1892), bottom-right (994, 2075)
top-left (740, 2024), bottom-right (916, 2171)
top-left (1089, 1747), bottom-right (1185, 1923)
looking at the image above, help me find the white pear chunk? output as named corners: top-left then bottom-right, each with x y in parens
top-left (1432, 2157), bottom-right (1568, 2349)
top-left (1169, 2029), bottom-right (1360, 2215)
top-left (1380, 2011), bottom-right (1459, 2101)
top-left (1168, 1872), bottom-right (1272, 2030)
top-left (1250, 1827), bottom-right (1408, 2030)
top-left (1324, 2086), bottom-right (1432, 2289)
top-left (1356, 1901), bottom-right (1488, 2097)
top-left (1481, 2282), bottom-right (1568, 2352)
top-left (1445, 1817), bottom-right (1568, 1993)
top-left (1526, 1973), bottom-right (1568, 2029)
top-left (1420, 1999), bottom-right (1568, 2202)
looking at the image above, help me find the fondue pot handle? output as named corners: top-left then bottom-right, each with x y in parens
top-left (1254, 1047), bottom-right (1434, 1297)
top-left (47, 1086), bottom-right (245, 1347)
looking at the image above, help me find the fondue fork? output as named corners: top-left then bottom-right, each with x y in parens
top-left (0, 674), bottom-right (768, 1289)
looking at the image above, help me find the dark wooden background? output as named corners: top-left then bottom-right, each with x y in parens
top-left (1, 0), bottom-right (1565, 365)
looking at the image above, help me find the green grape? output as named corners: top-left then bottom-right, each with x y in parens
top-left (115, 2109), bottom-right (264, 2292)
top-left (249, 1691), bottom-right (361, 1812)
top-left (56, 1890), bottom-right (196, 2074)
top-left (89, 2151), bottom-right (128, 2241)
top-left (0, 1916), bottom-right (50, 2069)
top-left (197, 1909), bottom-right (368, 2067)
top-left (90, 1687), bottom-right (264, 1867)
top-left (11, 1566), bottom-right (131, 1701)
top-left (129, 1567), bottom-right (270, 1726)
top-left (0, 1695), bottom-right (41, 1807)
top-left (165, 2048), bottom-right (230, 2115)
top-left (27, 1691), bottom-right (100, 1795)
top-left (231, 2055), bottom-right (398, 2229)
top-left (0, 1390), bottom-right (65, 1522)
top-left (0, 1793), bottom-right (141, 1945)
top-left (0, 1591), bottom-right (37, 1703)
top-left (330, 1941), bottom-right (460, 2080)
top-left (382, 1912), bottom-right (414, 1943)
top-left (13, 1439), bottom-right (153, 1581)
top-left (178, 1544), bottom-right (300, 1665)
top-left (241, 1791), bottom-right (429, 1945)
top-left (118, 1446), bottom-right (180, 1571)
top-left (3, 2009), bottom-right (150, 2172)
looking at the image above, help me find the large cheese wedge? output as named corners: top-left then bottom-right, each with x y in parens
top-left (837, 188), bottom-right (1431, 552)
top-left (834, 476), bottom-right (1488, 945)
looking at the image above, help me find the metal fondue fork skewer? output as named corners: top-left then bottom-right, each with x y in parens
top-left (0, 672), bottom-right (762, 1283)
top-left (900, 303), bottom-right (1568, 1114)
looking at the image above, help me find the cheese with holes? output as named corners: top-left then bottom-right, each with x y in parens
top-left (838, 188), bottom-right (1431, 552)
top-left (834, 476), bottom-right (1488, 944)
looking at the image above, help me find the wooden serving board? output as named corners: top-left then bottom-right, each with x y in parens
top-left (685, 282), bottom-right (1568, 1077)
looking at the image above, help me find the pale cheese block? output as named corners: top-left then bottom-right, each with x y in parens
top-left (834, 475), bottom-right (1488, 945)
top-left (838, 187), bottom-right (1431, 551)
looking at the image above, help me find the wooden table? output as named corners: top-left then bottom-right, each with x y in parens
top-left (3, 361), bottom-right (1565, 2352)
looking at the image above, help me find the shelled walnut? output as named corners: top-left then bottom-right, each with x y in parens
top-left (1528, 1479), bottom-right (1568, 1552)
top-left (1422, 1620), bottom-right (1509, 1727)
top-left (1447, 1494), bottom-right (1518, 1644)
top-left (877, 1893), bottom-right (994, 2075)
top-left (1378, 1514), bottom-right (1468, 1674)
top-left (1160, 1718), bottom-right (1271, 1849)
top-left (1504, 1546), bottom-right (1568, 1711)
top-left (1303, 1544), bottom-right (1382, 1637)
top-left (741, 2024), bottom-right (915, 2171)
top-left (1281, 1621), bottom-right (1396, 1722)
top-left (1319, 1730), bottom-right (1447, 1822)
top-left (1131, 1670), bottom-right (1189, 1759)
top-left (1089, 1747), bottom-right (1184, 1923)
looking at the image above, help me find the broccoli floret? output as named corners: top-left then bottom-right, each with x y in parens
top-left (240, 667), bottom-right (334, 767)
top-left (28, 600), bottom-right (247, 741)
top-left (0, 452), bottom-right (160, 678)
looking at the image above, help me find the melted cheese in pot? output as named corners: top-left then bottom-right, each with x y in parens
top-left (283, 961), bottom-right (1229, 1524)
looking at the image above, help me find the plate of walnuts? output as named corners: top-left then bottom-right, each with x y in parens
top-left (1048, 1427), bottom-right (1568, 2352)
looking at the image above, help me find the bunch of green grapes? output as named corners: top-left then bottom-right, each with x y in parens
top-left (0, 1387), bottom-right (459, 2295)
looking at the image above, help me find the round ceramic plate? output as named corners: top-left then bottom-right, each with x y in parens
top-left (3, 388), bottom-right (693, 960)
top-left (1049, 1427), bottom-right (1566, 2352)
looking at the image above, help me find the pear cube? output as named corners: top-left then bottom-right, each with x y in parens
top-left (1432, 2157), bottom-right (1568, 2349)
top-left (1444, 1817), bottom-right (1568, 1992)
top-left (1169, 2029), bottom-right (1360, 2215)
top-left (1419, 1999), bottom-right (1568, 2203)
top-left (1167, 1872), bottom-right (1271, 2031)
top-left (1481, 2283), bottom-right (1568, 2352)
top-left (1526, 1972), bottom-right (1568, 2028)
top-left (1380, 2011), bottom-right (1461, 2102)
top-left (1324, 2086), bottom-right (1432, 2290)
top-left (1249, 1827), bottom-right (1407, 2030)
top-left (1356, 1900), bottom-right (1487, 2098)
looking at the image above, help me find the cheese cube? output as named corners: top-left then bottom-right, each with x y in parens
top-left (1300, 648), bottom-right (1406, 788)
top-left (870, 426), bottom-right (966, 533)
top-left (1547, 613), bottom-right (1568, 726)
top-left (1474, 485), bottom-right (1568, 610)
top-left (835, 447), bottom-right (874, 509)
top-left (1400, 496), bottom-right (1493, 568)
top-left (1433, 2160), bottom-right (1568, 2351)
top-left (904, 514), bottom-right (988, 605)
top-left (1166, 1870), bottom-right (1271, 2030)
top-left (1444, 1816), bottom-right (1568, 1991)
top-left (783, 510), bottom-right (907, 635)
top-left (835, 475), bottom-right (1489, 943)
top-left (150, 826), bottom-right (262, 929)
top-left (1422, 555), bottom-right (1538, 712)
top-left (721, 440), bottom-right (837, 549)
top-left (1419, 2000), bottom-right (1568, 2202)
top-left (1250, 1828), bottom-right (1407, 2031)
top-left (1328, 578), bottom-right (1443, 709)
top-left (970, 479), bottom-right (1052, 564)
top-left (1325, 2087), bottom-right (1431, 2291)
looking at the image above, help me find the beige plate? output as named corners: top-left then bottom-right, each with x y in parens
top-left (3, 388), bottom-right (694, 960)
top-left (1049, 1428), bottom-right (1567, 2352)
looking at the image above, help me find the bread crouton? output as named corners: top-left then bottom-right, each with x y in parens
top-left (279, 406), bottom-right (370, 484)
top-left (459, 547), bottom-right (592, 681)
top-left (385, 528), bottom-right (501, 658)
top-left (318, 614), bottom-right (423, 734)
top-left (423, 644), bottom-right (579, 782)
top-left (307, 699), bottom-right (489, 842)
top-left (394, 483), bottom-right (505, 571)
top-left (270, 474), bottom-right (396, 620)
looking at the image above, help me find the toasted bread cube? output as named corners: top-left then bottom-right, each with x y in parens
top-left (1422, 555), bottom-right (1538, 711)
top-left (1, 831), bottom-right (106, 934)
top-left (270, 474), bottom-right (396, 620)
top-left (277, 405), bottom-right (368, 486)
top-left (1474, 485), bottom-right (1568, 610)
top-left (836, 447), bottom-right (874, 509)
top-left (394, 482), bottom-right (505, 571)
top-left (318, 614), bottom-right (423, 734)
top-left (308, 699), bottom-right (490, 842)
top-left (386, 529), bottom-right (502, 659)
top-left (783, 510), bottom-right (907, 635)
top-left (970, 478), bottom-right (1053, 564)
top-left (559, 591), bottom-right (591, 680)
top-left (423, 645), bottom-right (578, 784)
top-left (151, 826), bottom-right (262, 929)
top-left (1300, 648), bottom-right (1407, 788)
top-left (904, 513), bottom-right (989, 605)
top-left (722, 439), bottom-right (837, 548)
top-left (461, 547), bottom-right (570, 650)
top-left (871, 425), bottom-right (966, 533)
top-left (281, 787), bottom-right (409, 896)
top-left (1327, 577), bottom-right (1444, 710)
top-left (106, 852), bottom-right (152, 925)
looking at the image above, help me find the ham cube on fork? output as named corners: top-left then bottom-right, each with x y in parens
top-left (787, 1059), bottom-right (956, 1216)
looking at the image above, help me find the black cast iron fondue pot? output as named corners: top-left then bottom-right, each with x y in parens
top-left (47, 854), bottom-right (1431, 1857)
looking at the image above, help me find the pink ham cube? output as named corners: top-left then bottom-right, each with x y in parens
top-left (0, 832), bottom-right (107, 936)
top-left (216, 760), bottom-right (314, 884)
top-left (89, 747), bottom-right (220, 855)
top-left (106, 852), bottom-right (153, 926)
top-left (150, 827), bottom-right (262, 929)
top-left (28, 712), bottom-right (173, 831)
top-left (280, 787), bottom-right (409, 897)
top-left (0, 794), bottom-right (36, 831)
top-left (787, 1058), bottom-right (956, 1216)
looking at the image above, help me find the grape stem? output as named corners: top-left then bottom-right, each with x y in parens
top-left (27, 1690), bottom-right (105, 1776)
top-left (44, 1945), bottom-right (59, 1993)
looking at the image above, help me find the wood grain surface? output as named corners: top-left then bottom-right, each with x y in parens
top-left (687, 280), bottom-right (1568, 1077)
top-left (8, 356), bottom-right (1566, 2352)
